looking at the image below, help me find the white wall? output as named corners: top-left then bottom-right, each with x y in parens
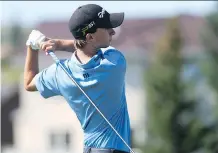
top-left (12, 79), bottom-right (84, 153)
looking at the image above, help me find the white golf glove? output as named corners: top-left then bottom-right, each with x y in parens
top-left (26, 30), bottom-right (46, 50)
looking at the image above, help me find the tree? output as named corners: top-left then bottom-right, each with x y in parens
top-left (201, 1), bottom-right (218, 118)
top-left (143, 16), bottom-right (218, 153)
top-left (143, 17), bottom-right (183, 153)
top-left (9, 20), bottom-right (23, 51)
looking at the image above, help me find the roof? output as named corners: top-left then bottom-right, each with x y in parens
top-left (35, 14), bottom-right (207, 55)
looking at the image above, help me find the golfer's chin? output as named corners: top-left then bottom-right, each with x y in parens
top-left (100, 43), bottom-right (110, 49)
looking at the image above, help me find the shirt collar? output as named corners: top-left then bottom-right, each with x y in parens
top-left (71, 49), bottom-right (103, 69)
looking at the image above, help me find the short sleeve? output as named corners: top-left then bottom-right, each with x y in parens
top-left (101, 46), bottom-right (127, 71)
top-left (35, 63), bottom-right (60, 99)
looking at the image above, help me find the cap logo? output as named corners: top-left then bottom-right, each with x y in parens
top-left (98, 9), bottom-right (105, 18)
top-left (81, 21), bottom-right (95, 36)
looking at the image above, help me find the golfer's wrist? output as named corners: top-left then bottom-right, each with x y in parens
top-left (27, 46), bottom-right (39, 52)
top-left (54, 39), bottom-right (75, 52)
top-left (54, 39), bottom-right (62, 51)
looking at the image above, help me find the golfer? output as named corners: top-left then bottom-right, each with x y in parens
top-left (24, 4), bottom-right (131, 153)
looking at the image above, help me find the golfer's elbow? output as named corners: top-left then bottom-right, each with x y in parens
top-left (24, 76), bottom-right (38, 92)
top-left (24, 84), bottom-right (35, 91)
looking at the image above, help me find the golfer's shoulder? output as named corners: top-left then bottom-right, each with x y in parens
top-left (101, 46), bottom-right (123, 55)
top-left (101, 46), bottom-right (126, 63)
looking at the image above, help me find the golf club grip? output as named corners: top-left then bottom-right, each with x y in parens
top-left (47, 51), bottom-right (135, 153)
top-left (47, 50), bottom-right (60, 63)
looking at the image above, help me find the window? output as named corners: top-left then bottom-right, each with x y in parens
top-left (49, 131), bottom-right (71, 151)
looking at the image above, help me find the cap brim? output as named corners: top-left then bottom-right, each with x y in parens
top-left (110, 12), bottom-right (124, 28)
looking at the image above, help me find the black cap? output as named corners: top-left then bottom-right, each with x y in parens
top-left (68, 4), bottom-right (124, 39)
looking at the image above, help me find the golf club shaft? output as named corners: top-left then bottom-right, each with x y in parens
top-left (47, 51), bottom-right (135, 153)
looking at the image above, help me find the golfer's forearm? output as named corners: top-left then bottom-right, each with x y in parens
top-left (54, 39), bottom-right (75, 52)
top-left (24, 46), bottom-right (39, 91)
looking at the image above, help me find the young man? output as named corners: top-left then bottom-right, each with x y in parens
top-left (25, 4), bottom-right (131, 153)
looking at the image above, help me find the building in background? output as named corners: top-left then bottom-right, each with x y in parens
top-left (1, 84), bottom-right (20, 149)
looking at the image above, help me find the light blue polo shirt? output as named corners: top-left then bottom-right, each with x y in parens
top-left (35, 46), bottom-right (131, 152)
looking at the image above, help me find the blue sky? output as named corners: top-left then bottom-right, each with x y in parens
top-left (1, 1), bottom-right (216, 28)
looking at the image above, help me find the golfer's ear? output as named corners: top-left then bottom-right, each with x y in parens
top-left (86, 33), bottom-right (94, 42)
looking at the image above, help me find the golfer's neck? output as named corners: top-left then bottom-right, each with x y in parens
top-left (76, 47), bottom-right (98, 64)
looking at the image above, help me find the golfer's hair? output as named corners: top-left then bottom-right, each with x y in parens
top-left (74, 39), bottom-right (87, 49)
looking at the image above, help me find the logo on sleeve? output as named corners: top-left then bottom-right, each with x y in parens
top-left (83, 73), bottom-right (90, 79)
